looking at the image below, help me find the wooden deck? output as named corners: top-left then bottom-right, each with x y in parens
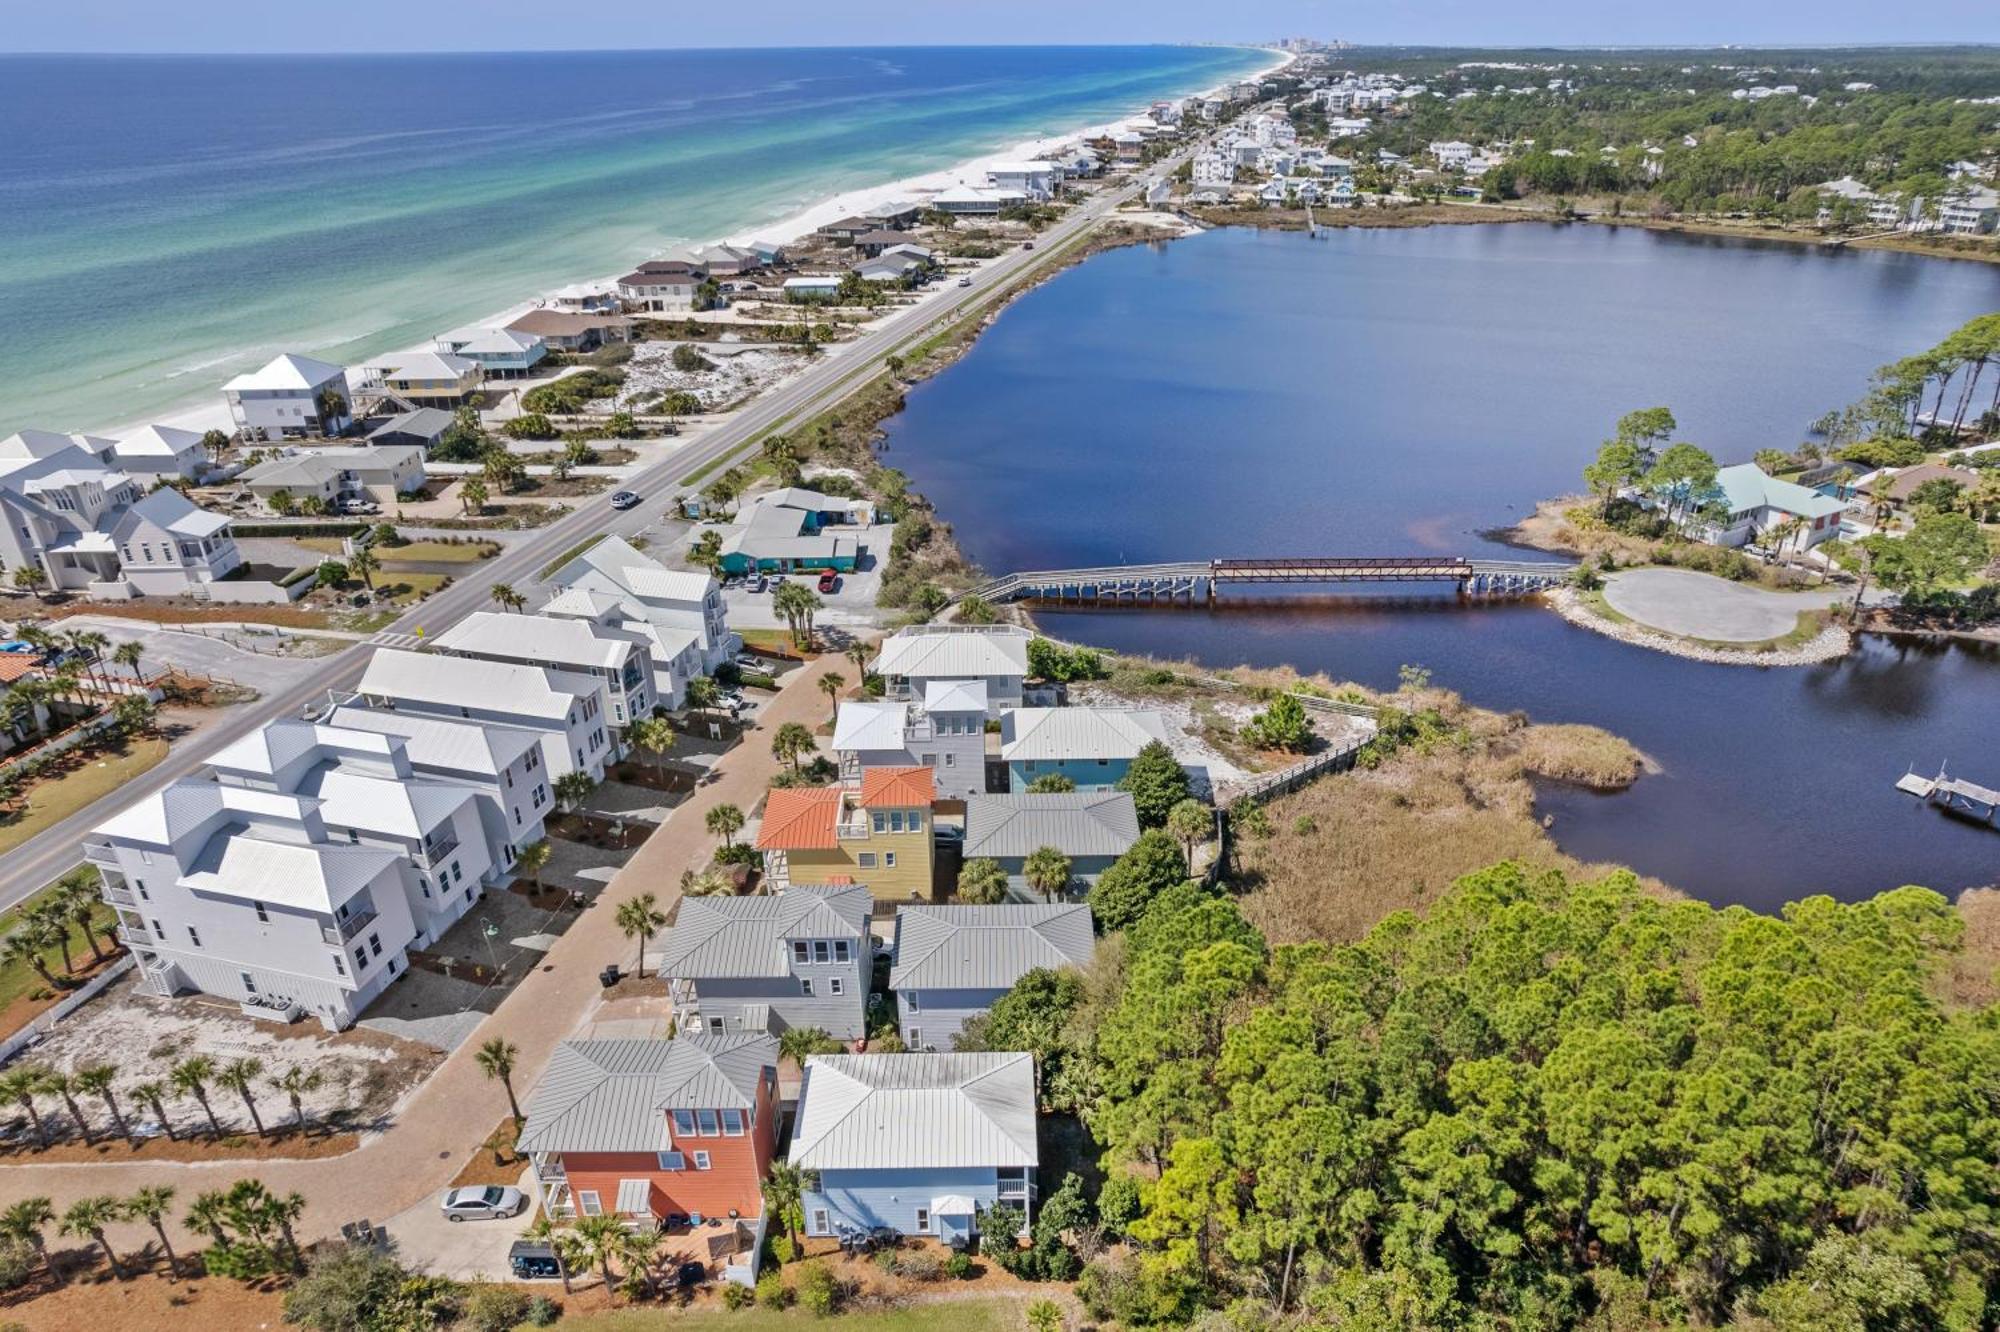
top-left (1896, 766), bottom-right (1999, 826)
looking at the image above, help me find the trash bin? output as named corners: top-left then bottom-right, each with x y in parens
top-left (509, 1240), bottom-right (561, 1280)
top-left (599, 964), bottom-right (621, 988)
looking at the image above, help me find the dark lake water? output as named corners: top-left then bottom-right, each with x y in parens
top-left (878, 223), bottom-right (2000, 911)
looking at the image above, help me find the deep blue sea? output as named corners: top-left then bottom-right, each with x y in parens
top-left (0, 45), bottom-right (1267, 434)
top-left (878, 224), bottom-right (2000, 910)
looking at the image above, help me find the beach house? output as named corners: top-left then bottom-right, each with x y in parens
top-left (241, 444), bottom-right (426, 510)
top-left (962, 791), bottom-right (1140, 899)
top-left (434, 327), bottom-right (548, 378)
top-left (321, 704), bottom-right (551, 864)
top-left (431, 610), bottom-right (655, 727)
top-left (756, 767), bottom-right (937, 903)
top-left (223, 353), bottom-right (352, 441)
top-left (366, 409), bottom-right (456, 451)
top-left (517, 1035), bottom-right (780, 1233)
top-left (505, 309), bottom-right (631, 354)
top-left (355, 647), bottom-right (616, 780)
top-left (871, 625), bottom-right (1031, 718)
top-left (657, 884), bottom-right (873, 1040)
top-left (791, 1052), bottom-right (1039, 1244)
top-left (831, 689), bottom-right (986, 801)
top-left (1863, 463), bottom-right (1984, 514)
top-left (1697, 464), bottom-right (1848, 551)
top-left (378, 351), bottom-right (483, 408)
top-left (986, 162), bottom-right (1059, 199)
top-left (999, 707), bottom-right (1171, 792)
top-left (109, 487), bottom-right (244, 597)
top-left (888, 904), bottom-right (1094, 1050)
top-left (617, 261), bottom-right (702, 312)
top-left (112, 424), bottom-right (209, 481)
top-left (545, 533), bottom-right (738, 680)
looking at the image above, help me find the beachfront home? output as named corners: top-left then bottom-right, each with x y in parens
top-left (1697, 464), bottom-right (1848, 551)
top-left (791, 1052), bottom-right (1038, 1243)
top-left (961, 791), bottom-right (1140, 900)
top-left (434, 327), bottom-right (548, 378)
top-left (617, 262), bottom-right (702, 312)
top-left (658, 884), bottom-right (873, 1040)
top-left (355, 647), bottom-right (616, 780)
top-left (113, 424), bottom-right (208, 481)
top-left (518, 1035), bottom-right (780, 1233)
top-left (853, 252), bottom-right (928, 285)
top-left (852, 229), bottom-right (912, 258)
top-left (378, 351), bottom-right (483, 407)
top-left (430, 610), bottom-right (655, 727)
top-left (930, 186), bottom-right (1027, 216)
top-left (832, 689), bottom-right (986, 801)
top-left (816, 216), bottom-right (876, 245)
top-left (240, 444), bottom-right (426, 510)
top-left (546, 533), bottom-right (737, 679)
top-left (223, 353), bottom-right (352, 441)
top-left (547, 282), bottom-right (621, 314)
top-left (505, 309), bottom-right (632, 353)
top-left (888, 904), bottom-right (1094, 1051)
top-left (863, 201), bottom-right (921, 229)
top-left (1000, 707), bottom-right (1170, 792)
top-left (871, 625), bottom-right (1031, 718)
top-left (711, 488), bottom-right (870, 576)
top-left (109, 487), bottom-right (244, 596)
top-left (757, 767), bottom-right (937, 904)
top-left (782, 275), bottom-right (842, 301)
top-left (986, 162), bottom-right (1059, 200)
top-left (366, 408), bottom-right (455, 451)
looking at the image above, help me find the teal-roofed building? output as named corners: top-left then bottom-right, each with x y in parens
top-left (1701, 464), bottom-right (1848, 552)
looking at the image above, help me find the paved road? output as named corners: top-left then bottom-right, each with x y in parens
top-left (1602, 567), bottom-right (1847, 643)
top-left (0, 160), bottom-right (1171, 914)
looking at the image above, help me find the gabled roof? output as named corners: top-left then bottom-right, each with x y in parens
top-left (559, 534), bottom-right (714, 605)
top-left (224, 353), bottom-right (346, 393)
top-left (298, 768), bottom-right (474, 840)
top-left (890, 904), bottom-right (1094, 990)
top-left (357, 647), bottom-right (594, 722)
top-left (117, 486), bottom-right (232, 540)
top-left (860, 766), bottom-right (934, 809)
top-left (516, 1035), bottom-right (777, 1155)
top-left (93, 777), bottom-right (227, 846)
top-left (1711, 464), bottom-right (1846, 520)
top-left (872, 626), bottom-right (1031, 681)
top-left (789, 1053), bottom-right (1038, 1170)
top-left (115, 424), bottom-right (203, 458)
top-left (0, 430), bottom-right (116, 462)
top-left (325, 705), bottom-right (541, 777)
top-left (658, 885), bottom-right (872, 979)
top-left (963, 792), bottom-right (1140, 860)
top-left (1000, 707), bottom-right (1170, 763)
top-left (381, 351), bottom-right (478, 382)
top-left (431, 611), bottom-right (637, 672)
top-left (756, 787), bottom-right (842, 852)
top-left (368, 408), bottom-right (455, 442)
top-left (540, 586), bottom-right (631, 621)
top-left (832, 701), bottom-right (909, 753)
top-left (506, 309), bottom-right (631, 338)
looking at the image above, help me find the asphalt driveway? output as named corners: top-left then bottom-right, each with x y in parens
top-left (1602, 567), bottom-right (1846, 643)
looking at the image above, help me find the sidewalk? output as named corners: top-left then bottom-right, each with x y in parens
top-left (0, 655), bottom-right (837, 1253)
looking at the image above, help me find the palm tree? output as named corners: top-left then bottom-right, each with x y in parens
top-left (764, 1161), bottom-right (807, 1251)
top-left (1022, 846), bottom-right (1073, 903)
top-left (571, 1214), bottom-right (629, 1299)
top-left (183, 1191), bottom-right (231, 1247)
top-left (843, 641), bottom-right (869, 685)
top-left (124, 1186), bottom-right (179, 1277)
top-left (956, 857), bottom-right (1009, 904)
top-left (39, 1069), bottom-right (94, 1144)
top-left (128, 1080), bottom-right (175, 1141)
top-left (489, 581), bottom-right (525, 613)
top-left (627, 715), bottom-right (675, 784)
top-left (73, 1066), bottom-right (132, 1145)
top-left (111, 640), bottom-right (144, 681)
top-left (778, 1027), bottom-right (842, 1065)
top-left (476, 1038), bottom-right (522, 1123)
top-left (770, 721), bottom-right (815, 773)
top-left (3, 927), bottom-right (60, 993)
top-left (772, 581), bottom-right (822, 652)
top-left (59, 1196), bottom-right (125, 1279)
top-left (615, 893), bottom-right (667, 979)
top-left (29, 901), bottom-right (75, 975)
top-left (524, 1214), bottom-right (576, 1294)
top-left (0, 1067), bottom-right (51, 1147)
top-left (705, 803), bottom-right (745, 849)
top-left (1166, 799), bottom-right (1211, 875)
top-left (170, 1055), bottom-right (223, 1138)
top-left (216, 1058), bottom-right (266, 1136)
top-left (264, 1189), bottom-right (307, 1272)
top-left (515, 839), bottom-right (552, 896)
top-left (553, 770), bottom-right (595, 814)
top-left (56, 873), bottom-right (107, 967)
top-left (68, 630), bottom-right (109, 689)
top-left (460, 477), bottom-right (489, 516)
top-left (315, 386), bottom-right (349, 433)
top-left (681, 869), bottom-right (733, 898)
top-left (348, 547), bottom-right (380, 590)
top-left (683, 675), bottom-right (720, 718)
top-left (0, 1198), bottom-right (59, 1285)
top-left (817, 669), bottom-right (845, 723)
top-left (268, 1066), bottom-right (324, 1133)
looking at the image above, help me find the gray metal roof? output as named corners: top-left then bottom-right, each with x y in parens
top-left (999, 707), bottom-right (1170, 763)
top-left (788, 1053), bottom-right (1038, 1171)
top-left (656, 885), bottom-right (872, 980)
top-left (889, 905), bottom-right (1095, 990)
top-left (515, 1035), bottom-right (777, 1154)
top-left (962, 792), bottom-right (1140, 860)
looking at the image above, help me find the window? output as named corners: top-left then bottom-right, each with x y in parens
top-left (673, 1110), bottom-right (696, 1138)
top-left (833, 940), bottom-right (851, 963)
top-left (692, 1151), bottom-right (711, 1170)
top-left (830, 977), bottom-right (845, 996)
top-left (813, 941), bottom-right (829, 964)
top-left (367, 933), bottom-right (382, 958)
top-left (793, 941), bottom-right (809, 964)
top-left (800, 977), bottom-right (813, 997)
top-left (884, 852), bottom-right (897, 869)
top-left (908, 1028), bottom-right (921, 1048)
top-left (657, 1151), bottom-right (685, 1171)
top-left (354, 947), bottom-right (367, 971)
top-left (857, 853), bottom-right (876, 869)
top-left (721, 1109), bottom-right (745, 1136)
top-left (241, 972), bottom-right (257, 994)
top-left (187, 926), bottom-right (202, 947)
top-left (811, 1208), bottom-right (831, 1236)
top-left (134, 880), bottom-right (148, 900)
top-left (905, 991), bottom-right (920, 1014)
top-left (915, 1207), bottom-right (931, 1234)
top-left (151, 919), bottom-right (163, 937)
top-left (889, 811), bottom-right (904, 833)
top-left (254, 902), bottom-right (269, 924)
top-left (578, 1191), bottom-right (603, 1216)
top-left (332, 953), bottom-right (346, 976)
top-left (697, 1109), bottom-right (719, 1136)
top-left (872, 812), bottom-right (887, 834)
top-left (945, 753), bottom-right (955, 767)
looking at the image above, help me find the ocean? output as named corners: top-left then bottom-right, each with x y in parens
top-left (0, 45), bottom-right (1267, 435)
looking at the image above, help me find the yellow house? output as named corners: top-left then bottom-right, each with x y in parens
top-left (757, 767), bottom-right (936, 903)
top-left (380, 351), bottom-right (483, 407)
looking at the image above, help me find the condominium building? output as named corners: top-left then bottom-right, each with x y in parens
top-left (354, 648), bottom-right (616, 780)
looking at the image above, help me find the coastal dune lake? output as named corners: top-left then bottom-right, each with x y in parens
top-left (880, 223), bottom-right (2000, 910)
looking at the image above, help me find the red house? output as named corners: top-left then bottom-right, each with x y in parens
top-left (517, 1034), bottom-right (779, 1226)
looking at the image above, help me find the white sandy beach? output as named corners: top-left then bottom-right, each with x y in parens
top-left (104, 49), bottom-right (1290, 443)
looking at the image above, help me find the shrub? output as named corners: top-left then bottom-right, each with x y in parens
top-left (524, 1295), bottom-right (562, 1326)
top-left (1088, 829), bottom-right (1194, 931)
top-left (767, 1233), bottom-right (795, 1264)
top-left (898, 1250), bottom-right (944, 1282)
top-left (873, 1249), bottom-right (900, 1275)
top-left (756, 1270), bottom-right (793, 1309)
top-left (722, 1281), bottom-right (755, 1309)
top-left (796, 1262), bottom-right (840, 1317)
top-left (283, 1245), bottom-right (463, 1332)
top-left (944, 1250), bottom-right (974, 1280)
top-left (0, 1238), bottom-right (36, 1291)
top-left (672, 344), bottom-right (714, 373)
top-left (504, 413), bottom-right (558, 440)
top-left (463, 1281), bottom-right (530, 1332)
top-left (1116, 741), bottom-right (1191, 826)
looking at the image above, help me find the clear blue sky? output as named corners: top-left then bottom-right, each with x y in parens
top-left (9, 0), bottom-right (1997, 53)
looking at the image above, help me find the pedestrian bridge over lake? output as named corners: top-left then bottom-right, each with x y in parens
top-left (965, 556), bottom-right (1579, 607)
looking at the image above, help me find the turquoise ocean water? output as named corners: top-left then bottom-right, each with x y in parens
top-left (0, 45), bottom-right (1267, 434)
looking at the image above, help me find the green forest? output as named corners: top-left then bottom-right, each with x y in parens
top-left (984, 861), bottom-right (2000, 1329)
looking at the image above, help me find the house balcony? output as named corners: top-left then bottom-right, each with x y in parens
top-left (102, 885), bottom-right (138, 909)
top-left (118, 921), bottom-right (155, 946)
top-left (416, 832), bottom-right (460, 867)
top-left (836, 819), bottom-right (871, 841)
top-left (82, 837), bottom-right (118, 868)
top-left (321, 906), bottom-right (377, 947)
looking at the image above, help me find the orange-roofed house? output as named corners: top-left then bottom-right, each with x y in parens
top-left (756, 768), bottom-right (936, 903)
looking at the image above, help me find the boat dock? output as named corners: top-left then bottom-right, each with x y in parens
top-left (1897, 766), bottom-right (2000, 826)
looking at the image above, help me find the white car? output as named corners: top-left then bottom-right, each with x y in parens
top-left (441, 1185), bottom-right (526, 1222)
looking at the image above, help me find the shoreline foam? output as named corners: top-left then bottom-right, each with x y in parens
top-left (99, 47), bottom-right (1289, 442)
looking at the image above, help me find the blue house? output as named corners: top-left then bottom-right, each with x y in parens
top-left (790, 1052), bottom-right (1038, 1245)
top-left (999, 707), bottom-right (1172, 792)
top-left (962, 792), bottom-right (1141, 900)
top-left (889, 905), bottom-right (1094, 1051)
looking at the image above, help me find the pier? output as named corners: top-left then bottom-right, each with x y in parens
top-left (1896, 765), bottom-right (2000, 827)
top-left (964, 556), bottom-right (1578, 607)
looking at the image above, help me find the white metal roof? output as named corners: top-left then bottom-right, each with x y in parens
top-left (789, 1053), bottom-right (1038, 1171)
top-left (962, 792), bottom-right (1141, 860)
top-left (223, 352), bottom-right (346, 393)
top-left (114, 424), bottom-right (203, 458)
top-left (299, 768), bottom-right (474, 840)
top-left (515, 1035), bottom-right (777, 1154)
top-left (357, 647), bottom-right (595, 722)
top-left (831, 701), bottom-right (909, 753)
top-left (999, 707), bottom-right (1170, 763)
top-left (431, 611), bottom-right (637, 673)
top-left (889, 904), bottom-right (1095, 990)
top-left (381, 350), bottom-right (478, 381)
top-left (179, 834), bottom-right (398, 914)
top-left (657, 885), bottom-right (873, 980)
top-left (326, 705), bottom-right (541, 777)
top-left (119, 486), bottom-right (233, 539)
top-left (923, 679), bottom-right (988, 715)
top-left (872, 626), bottom-right (1030, 681)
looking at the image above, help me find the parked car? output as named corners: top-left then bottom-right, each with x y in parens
top-left (957, 276), bottom-right (973, 287)
top-left (1023, 240), bottom-right (1035, 250)
top-left (751, 574), bottom-right (768, 593)
top-left (817, 570), bottom-right (840, 594)
top-left (508, 1240), bottom-right (563, 1279)
top-left (441, 1185), bottom-right (525, 1222)
top-left (733, 653), bottom-right (767, 673)
top-left (609, 490), bottom-right (641, 510)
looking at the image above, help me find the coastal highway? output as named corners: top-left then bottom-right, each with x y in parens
top-left (0, 154), bottom-right (1181, 912)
